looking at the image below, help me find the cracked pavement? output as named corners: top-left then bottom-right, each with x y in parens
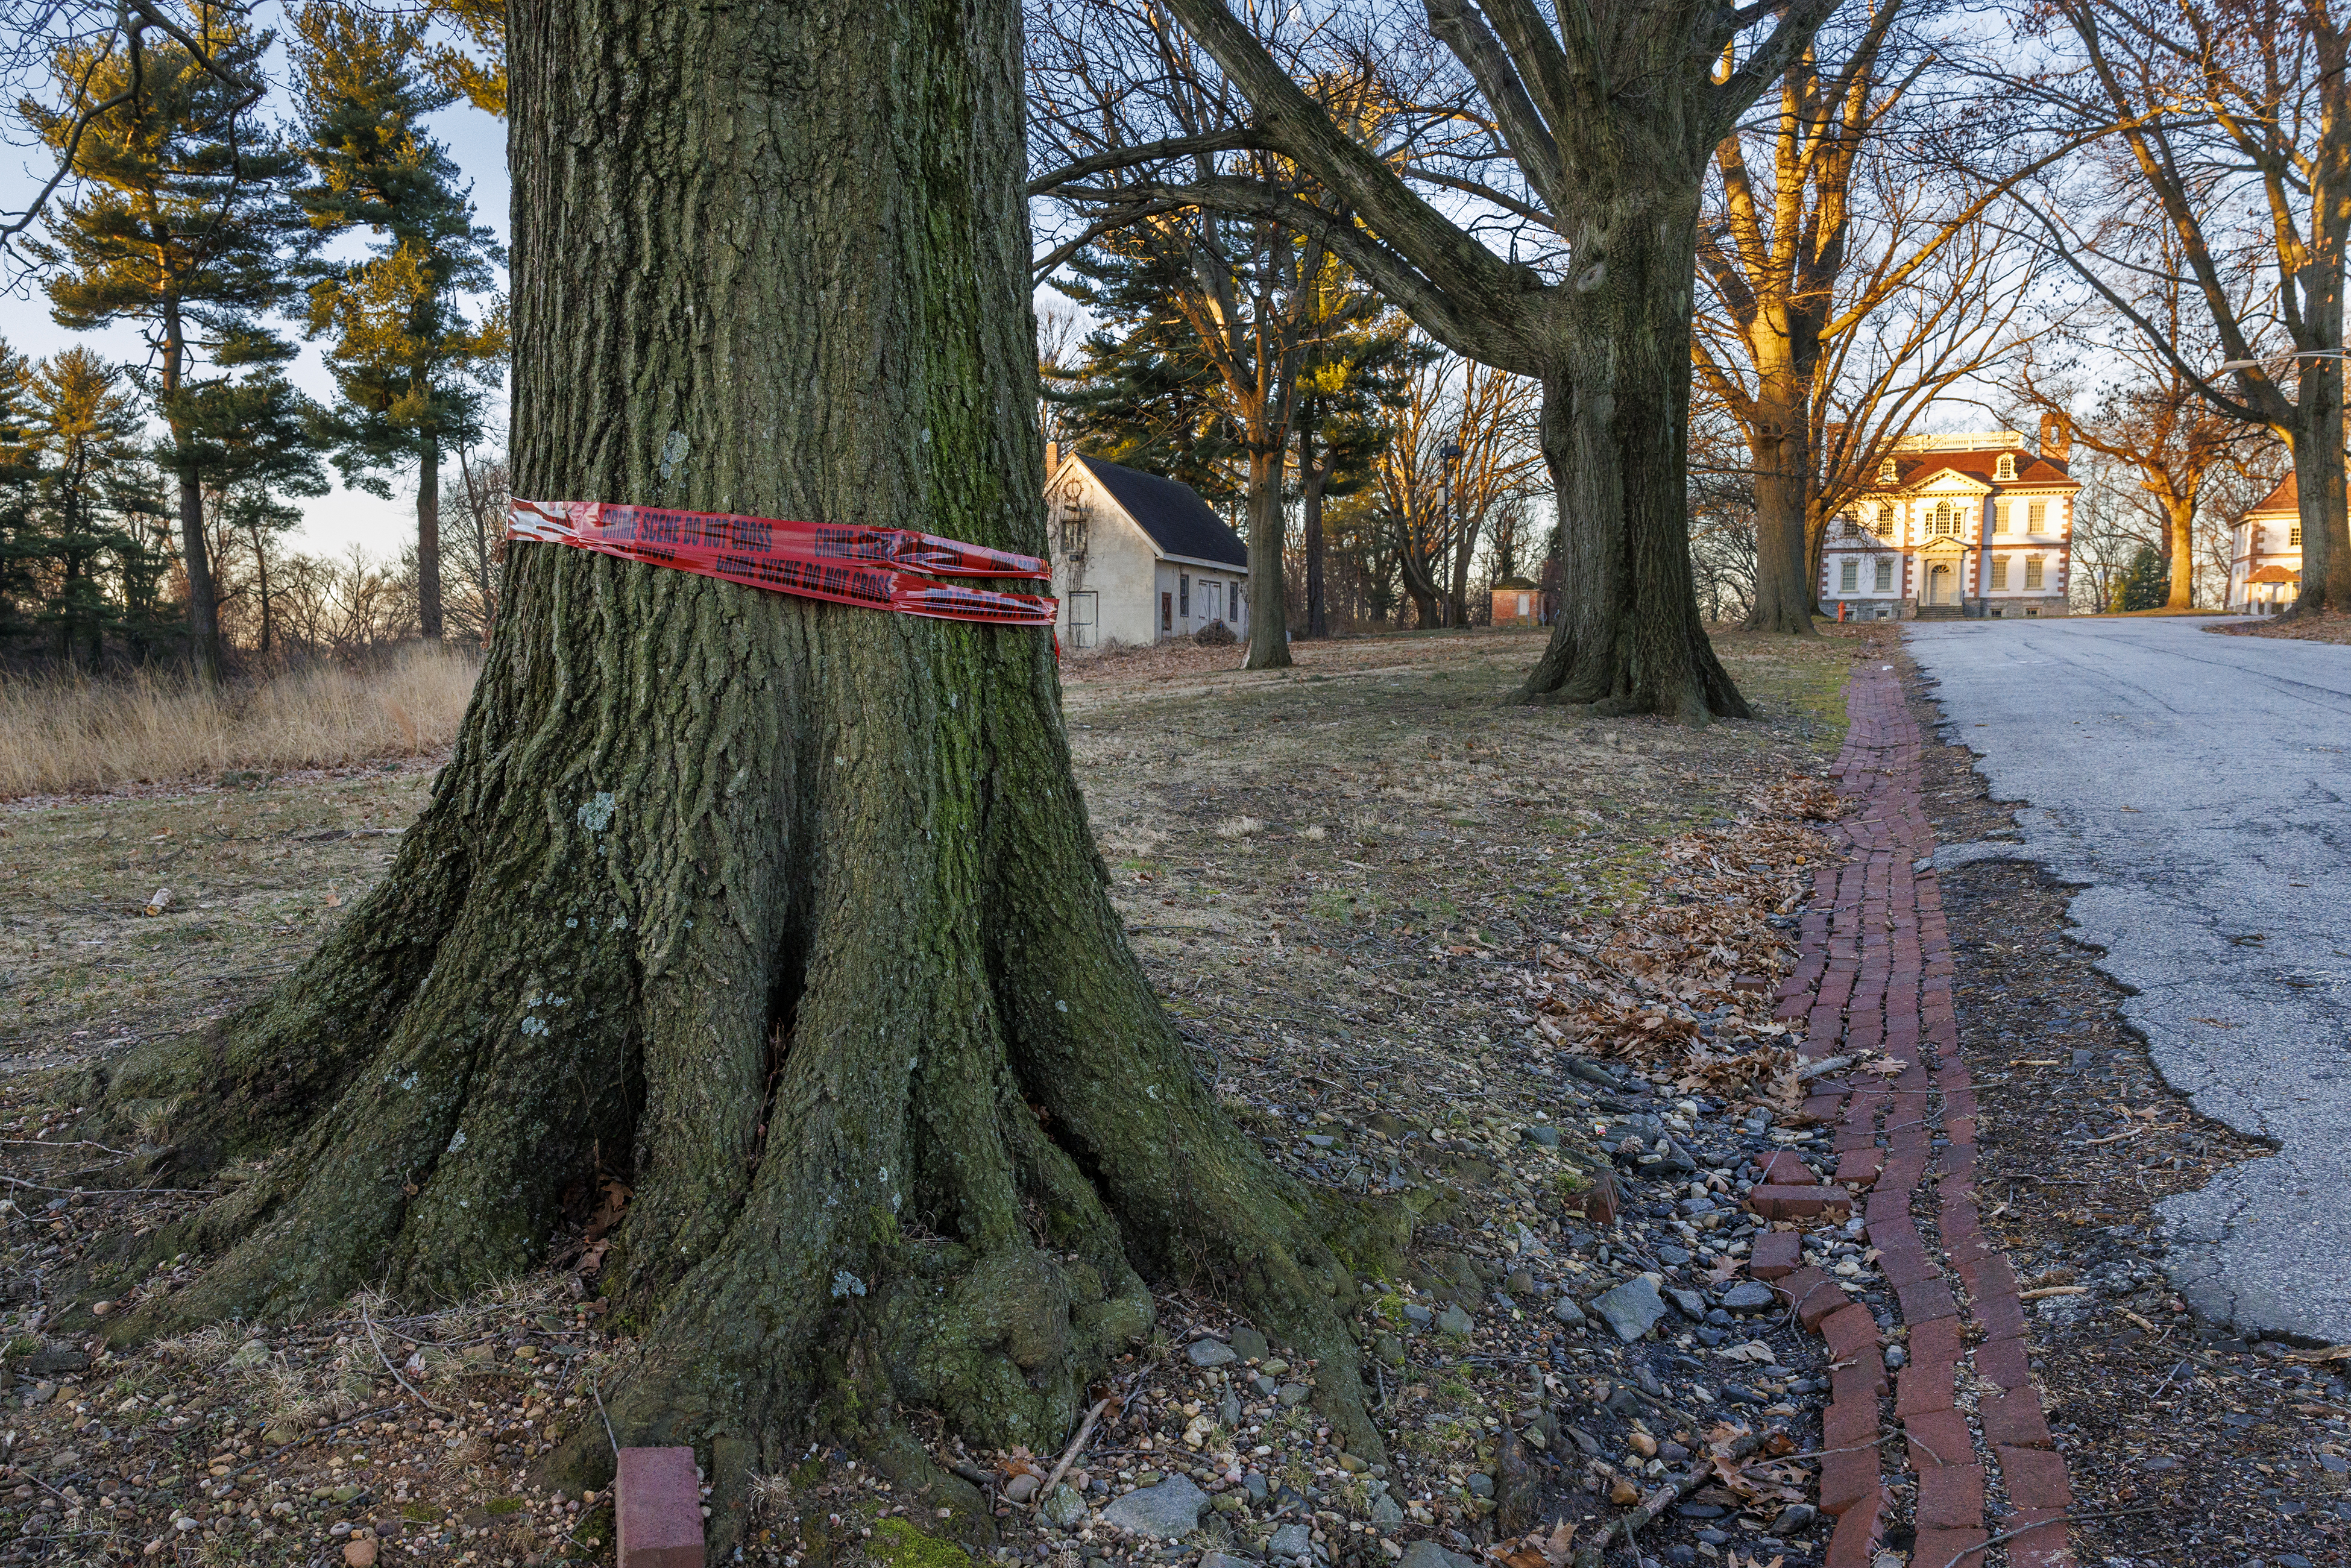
top-left (1907, 616), bottom-right (2351, 1344)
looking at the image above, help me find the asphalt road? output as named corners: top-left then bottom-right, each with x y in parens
top-left (1907, 616), bottom-right (2351, 1346)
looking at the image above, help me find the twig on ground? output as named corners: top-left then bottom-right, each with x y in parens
top-left (1035, 1396), bottom-right (1113, 1504)
top-left (1937, 1508), bottom-right (2164, 1568)
top-left (362, 1302), bottom-right (445, 1414)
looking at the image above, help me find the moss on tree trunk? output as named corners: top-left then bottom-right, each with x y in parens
top-left (80, 0), bottom-right (1402, 1546)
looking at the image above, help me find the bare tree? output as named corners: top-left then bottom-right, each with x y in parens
top-left (1995, 0), bottom-right (2351, 612)
top-left (1048, 0), bottom-right (1848, 716)
top-left (1695, 0), bottom-right (2063, 631)
top-left (1375, 343), bottom-right (1543, 626)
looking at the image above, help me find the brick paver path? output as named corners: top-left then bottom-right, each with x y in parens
top-left (1768, 662), bottom-right (2076, 1568)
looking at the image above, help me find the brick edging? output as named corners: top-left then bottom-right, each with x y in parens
top-left (1755, 661), bottom-right (2076, 1568)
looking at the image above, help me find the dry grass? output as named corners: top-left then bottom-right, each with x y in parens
top-left (0, 644), bottom-right (480, 799)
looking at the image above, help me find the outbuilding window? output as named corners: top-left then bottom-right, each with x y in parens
top-left (1179, 574), bottom-right (1191, 617)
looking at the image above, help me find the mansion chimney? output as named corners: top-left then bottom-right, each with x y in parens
top-left (2038, 411), bottom-right (2072, 463)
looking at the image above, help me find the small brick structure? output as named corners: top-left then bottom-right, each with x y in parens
top-left (617, 1446), bottom-right (705, 1568)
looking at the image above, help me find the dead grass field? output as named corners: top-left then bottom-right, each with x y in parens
top-left (0, 623), bottom-right (1870, 1568)
top-left (0, 646), bottom-right (478, 801)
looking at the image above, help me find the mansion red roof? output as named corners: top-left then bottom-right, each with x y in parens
top-left (1867, 449), bottom-right (2076, 491)
top-left (2247, 564), bottom-right (2300, 584)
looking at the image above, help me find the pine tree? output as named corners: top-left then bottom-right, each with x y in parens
top-left (1047, 241), bottom-right (1246, 511)
top-left (294, 2), bottom-right (508, 643)
top-left (2118, 543), bottom-right (2168, 612)
top-left (1292, 299), bottom-right (1424, 636)
top-left (175, 330), bottom-right (332, 655)
top-left (27, 10), bottom-right (306, 681)
top-left (0, 342), bottom-right (39, 646)
top-left (25, 348), bottom-right (144, 668)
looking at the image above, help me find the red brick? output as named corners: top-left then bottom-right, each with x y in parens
top-left (1864, 1188), bottom-right (1910, 1227)
top-left (1821, 1303), bottom-right (1882, 1367)
top-left (1824, 1393), bottom-right (1880, 1452)
top-left (1748, 1183), bottom-right (1854, 1220)
top-left (2006, 1508), bottom-right (2071, 1568)
top-left (1819, 1444), bottom-right (1880, 1516)
top-left (1998, 1445), bottom-right (2072, 1511)
top-left (1824, 1487), bottom-right (1887, 1568)
top-left (617, 1446), bottom-right (705, 1568)
top-left (1972, 1289), bottom-right (2027, 1340)
top-left (1916, 1462), bottom-right (1986, 1529)
top-left (1958, 1253), bottom-right (2015, 1300)
top-left (1981, 1387), bottom-right (2053, 1450)
top-left (1965, 1333), bottom-right (2018, 1384)
top-left (1749, 1231), bottom-right (1802, 1280)
top-left (1908, 1314), bottom-right (1963, 1373)
top-left (1799, 1093), bottom-right (1845, 1126)
top-left (1760, 1150), bottom-right (1819, 1185)
top-left (1897, 1277), bottom-right (1960, 1323)
top-left (1913, 1527), bottom-right (1988, 1568)
top-left (1831, 1358), bottom-right (1885, 1405)
top-left (1774, 1268), bottom-right (1851, 1330)
top-left (1903, 1406), bottom-right (1974, 1471)
top-left (1877, 1242), bottom-right (1939, 1288)
top-left (1895, 1361), bottom-right (1956, 1417)
top-left (1835, 1148), bottom-right (1886, 1188)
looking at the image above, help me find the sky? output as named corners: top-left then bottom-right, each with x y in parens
top-left (1, 20), bottom-right (511, 563)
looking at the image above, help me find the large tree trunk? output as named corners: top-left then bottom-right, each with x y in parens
top-left (1742, 390), bottom-right (1816, 634)
top-left (2287, 374), bottom-right (2351, 614)
top-left (1244, 441), bottom-right (1292, 667)
top-left (80, 0), bottom-right (1394, 1542)
top-left (418, 429), bottom-right (444, 640)
top-left (1300, 418), bottom-right (1329, 638)
top-left (1514, 204), bottom-right (1751, 721)
top-left (2161, 491), bottom-right (2194, 611)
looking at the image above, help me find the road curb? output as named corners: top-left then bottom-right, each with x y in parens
top-left (1764, 660), bottom-right (2079, 1568)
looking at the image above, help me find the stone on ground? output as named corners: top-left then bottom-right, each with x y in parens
top-left (1098, 1475), bottom-right (1209, 1539)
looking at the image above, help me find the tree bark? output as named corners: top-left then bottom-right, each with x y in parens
top-left (162, 302), bottom-right (224, 685)
top-left (1742, 398), bottom-right (1816, 633)
top-left (80, 0), bottom-right (1396, 1541)
top-left (1300, 412), bottom-right (1329, 638)
top-left (1244, 441), bottom-right (1292, 667)
top-left (2161, 491), bottom-right (2194, 610)
top-left (2287, 389), bottom-right (2349, 614)
top-left (1514, 206), bottom-right (1752, 720)
top-left (418, 429), bottom-right (444, 640)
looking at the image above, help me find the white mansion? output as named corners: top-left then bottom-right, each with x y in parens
top-left (1818, 424), bottom-right (2080, 619)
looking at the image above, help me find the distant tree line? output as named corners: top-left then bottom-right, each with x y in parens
top-left (0, 2), bottom-right (505, 678)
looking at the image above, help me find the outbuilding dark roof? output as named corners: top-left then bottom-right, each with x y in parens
top-left (1075, 455), bottom-right (1248, 570)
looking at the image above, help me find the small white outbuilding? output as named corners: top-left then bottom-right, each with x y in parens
top-left (1044, 449), bottom-right (1250, 649)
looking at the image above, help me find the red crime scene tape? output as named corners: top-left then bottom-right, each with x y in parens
top-left (508, 499), bottom-right (1059, 626)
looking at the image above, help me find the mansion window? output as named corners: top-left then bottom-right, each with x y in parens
top-left (1875, 558), bottom-right (1895, 592)
top-left (1931, 501), bottom-right (1959, 537)
top-left (2024, 558), bottom-right (2045, 590)
top-left (2028, 499), bottom-right (2048, 531)
top-left (1840, 560), bottom-right (1860, 593)
top-left (1996, 453), bottom-right (2017, 481)
top-left (1994, 501), bottom-right (2012, 534)
top-left (1876, 502), bottom-right (1897, 535)
top-left (1991, 556), bottom-right (2009, 590)
top-left (1880, 457), bottom-right (1898, 482)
